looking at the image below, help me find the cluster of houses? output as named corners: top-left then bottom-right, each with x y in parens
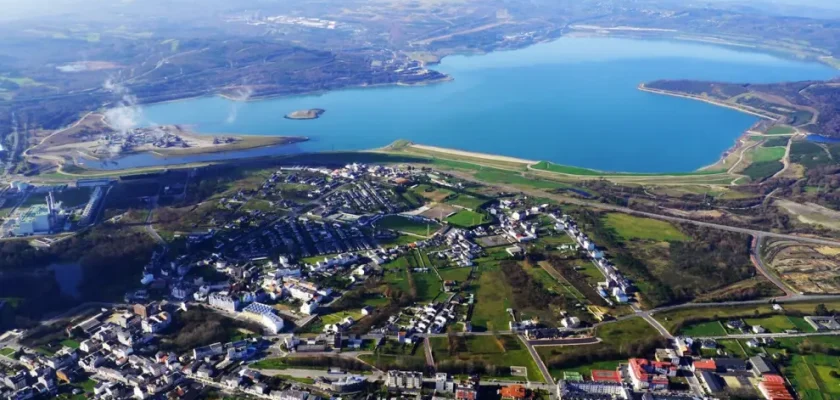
top-left (555, 214), bottom-right (633, 304)
top-left (400, 302), bottom-right (459, 335)
top-left (438, 229), bottom-right (483, 267)
top-left (557, 349), bottom-right (794, 400)
top-left (491, 200), bottom-right (545, 243)
top-left (386, 371), bottom-right (480, 400)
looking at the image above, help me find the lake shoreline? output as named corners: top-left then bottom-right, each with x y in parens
top-left (59, 37), bottom-right (836, 175)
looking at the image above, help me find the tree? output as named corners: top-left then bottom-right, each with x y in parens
top-left (815, 303), bottom-right (830, 316)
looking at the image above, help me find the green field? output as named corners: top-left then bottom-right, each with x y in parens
top-left (431, 335), bottom-right (545, 382)
top-left (751, 147), bottom-right (786, 162)
top-left (680, 321), bottom-right (727, 337)
top-left (471, 267), bottom-right (514, 332)
top-left (603, 213), bottom-right (689, 242)
top-left (445, 193), bottom-right (489, 210)
top-left (359, 339), bottom-right (426, 371)
top-left (446, 209), bottom-right (492, 228)
top-left (320, 310), bottom-right (363, 325)
top-left (537, 317), bottom-right (660, 380)
top-left (766, 126), bottom-right (796, 135)
top-left (789, 141), bottom-right (838, 169)
top-left (715, 339), bottom-right (747, 358)
top-left (531, 161), bottom-right (604, 176)
top-left (413, 270), bottom-right (444, 302)
top-left (763, 137), bottom-right (790, 147)
top-left (438, 266), bottom-right (473, 282)
top-left (377, 215), bottom-right (439, 237)
top-left (472, 169), bottom-right (565, 190)
top-left (0, 347), bottom-right (15, 357)
top-left (656, 301), bottom-right (840, 334)
top-left (744, 315), bottom-right (800, 333)
top-left (410, 184), bottom-right (455, 202)
top-left (742, 161), bottom-right (784, 181)
top-left (787, 354), bottom-right (840, 400)
top-left (60, 339), bottom-right (81, 349)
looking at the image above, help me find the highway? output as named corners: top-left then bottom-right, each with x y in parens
top-left (750, 234), bottom-right (799, 299)
top-left (447, 169), bottom-right (840, 247)
top-left (144, 196), bottom-right (165, 245)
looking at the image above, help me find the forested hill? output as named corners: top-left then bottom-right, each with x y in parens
top-left (644, 79), bottom-right (840, 138)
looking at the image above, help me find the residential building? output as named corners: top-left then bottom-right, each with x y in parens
top-left (500, 384), bottom-right (529, 400)
top-left (698, 371), bottom-right (724, 394)
top-left (386, 370), bottom-right (422, 390)
top-left (758, 374), bottom-right (794, 400)
top-left (750, 356), bottom-right (779, 377)
top-left (243, 303), bottom-right (285, 334)
top-left (627, 358), bottom-right (675, 390)
top-left (209, 293), bottom-right (240, 313)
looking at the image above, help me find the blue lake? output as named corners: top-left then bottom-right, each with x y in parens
top-left (82, 37), bottom-right (838, 173)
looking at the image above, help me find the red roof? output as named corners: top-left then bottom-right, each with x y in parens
top-left (500, 385), bottom-right (528, 399)
top-left (591, 370), bottom-right (622, 383)
top-left (693, 359), bottom-right (716, 371)
top-left (763, 374), bottom-right (786, 384)
top-left (759, 375), bottom-right (794, 400)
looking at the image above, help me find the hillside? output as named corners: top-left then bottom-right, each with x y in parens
top-left (644, 79), bottom-right (840, 138)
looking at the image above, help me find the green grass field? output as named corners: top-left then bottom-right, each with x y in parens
top-left (410, 184), bottom-right (455, 202)
top-left (744, 315), bottom-right (798, 333)
top-left (413, 270), bottom-right (443, 302)
top-left (537, 317), bottom-right (659, 380)
top-left (531, 161), bottom-right (604, 176)
top-left (603, 213), bottom-right (689, 242)
top-left (787, 354), bottom-right (840, 400)
top-left (763, 137), bottom-right (790, 147)
top-left (751, 147), bottom-right (786, 163)
top-left (320, 310), bottom-right (363, 325)
top-left (473, 169), bottom-right (566, 190)
top-left (431, 335), bottom-right (545, 382)
top-left (446, 209), bottom-right (492, 228)
top-left (438, 266), bottom-right (472, 282)
top-left (445, 194), bottom-right (489, 210)
top-left (471, 268), bottom-right (514, 332)
top-left (766, 126), bottom-right (796, 135)
top-left (715, 339), bottom-right (747, 358)
top-left (656, 301), bottom-right (840, 334)
top-left (377, 215), bottom-right (440, 237)
top-left (680, 321), bottom-right (727, 337)
top-left (0, 347), bottom-right (15, 357)
top-left (742, 161), bottom-right (784, 181)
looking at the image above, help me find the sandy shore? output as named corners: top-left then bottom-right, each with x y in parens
top-left (638, 84), bottom-right (779, 120)
top-left (409, 144), bottom-right (537, 164)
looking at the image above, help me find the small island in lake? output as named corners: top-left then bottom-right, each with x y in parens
top-left (285, 108), bottom-right (326, 120)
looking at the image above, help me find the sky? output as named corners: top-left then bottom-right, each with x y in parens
top-left (0, 0), bottom-right (838, 22)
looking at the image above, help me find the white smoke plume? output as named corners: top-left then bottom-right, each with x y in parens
top-left (102, 78), bottom-right (143, 157)
top-left (225, 86), bottom-right (253, 124)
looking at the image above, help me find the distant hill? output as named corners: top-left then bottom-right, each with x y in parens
top-left (645, 79), bottom-right (840, 138)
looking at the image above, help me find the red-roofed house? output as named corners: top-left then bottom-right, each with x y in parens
top-left (628, 358), bottom-right (676, 390)
top-left (591, 370), bottom-right (622, 384)
top-left (692, 359), bottom-right (717, 372)
top-left (758, 374), bottom-right (794, 400)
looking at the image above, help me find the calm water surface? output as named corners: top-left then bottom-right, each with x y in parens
top-left (81, 37), bottom-right (838, 172)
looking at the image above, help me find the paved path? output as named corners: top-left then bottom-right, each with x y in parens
top-left (696, 331), bottom-right (840, 340)
top-left (423, 337), bottom-right (435, 369)
top-left (144, 196), bottom-right (165, 245)
top-left (751, 235), bottom-right (798, 299)
top-left (518, 334), bottom-right (554, 386)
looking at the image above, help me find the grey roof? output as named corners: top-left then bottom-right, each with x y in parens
top-left (713, 357), bottom-right (747, 370)
top-left (750, 355), bottom-right (778, 375)
top-left (699, 371), bottom-right (724, 393)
